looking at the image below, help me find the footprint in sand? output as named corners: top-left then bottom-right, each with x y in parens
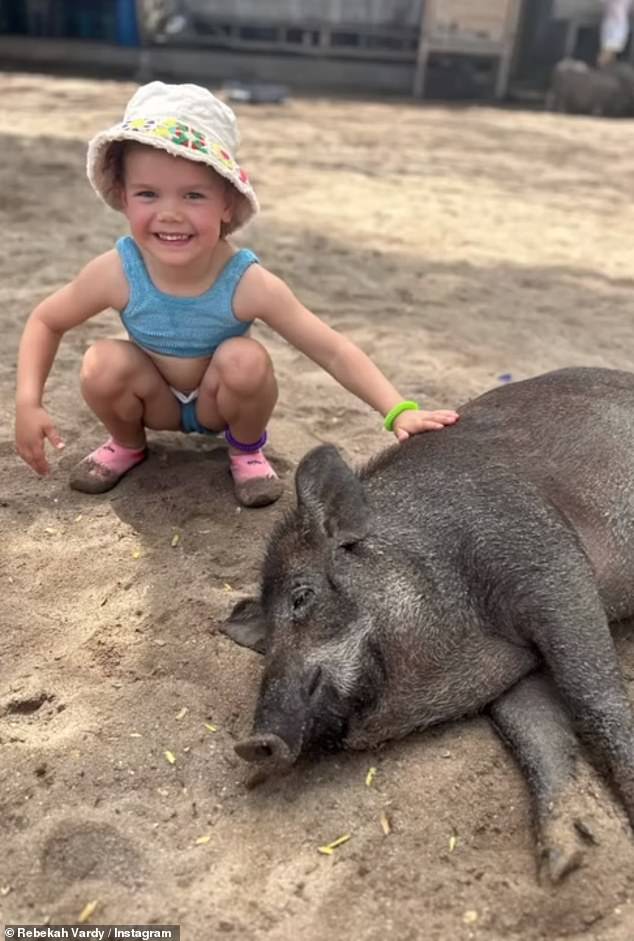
top-left (42, 821), bottom-right (143, 887)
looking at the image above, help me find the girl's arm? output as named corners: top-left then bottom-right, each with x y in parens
top-left (16, 250), bottom-right (126, 473)
top-left (234, 266), bottom-right (458, 439)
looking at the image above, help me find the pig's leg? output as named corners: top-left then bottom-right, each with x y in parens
top-left (490, 673), bottom-right (595, 882)
top-left (530, 597), bottom-right (634, 832)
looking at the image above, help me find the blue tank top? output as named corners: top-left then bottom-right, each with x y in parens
top-left (115, 236), bottom-right (257, 358)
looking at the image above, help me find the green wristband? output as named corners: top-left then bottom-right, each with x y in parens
top-left (383, 400), bottom-right (419, 432)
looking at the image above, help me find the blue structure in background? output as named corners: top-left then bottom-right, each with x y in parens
top-left (116, 0), bottom-right (140, 46)
top-left (0, 0), bottom-right (140, 45)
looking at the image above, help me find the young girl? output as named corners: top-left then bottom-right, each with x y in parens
top-left (15, 81), bottom-right (458, 508)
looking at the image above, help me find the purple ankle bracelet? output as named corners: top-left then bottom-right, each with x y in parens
top-left (224, 428), bottom-right (268, 454)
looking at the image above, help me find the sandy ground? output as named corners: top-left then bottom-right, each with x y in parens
top-left (1, 72), bottom-right (634, 940)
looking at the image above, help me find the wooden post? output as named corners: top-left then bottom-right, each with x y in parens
top-left (563, 15), bottom-right (579, 58)
top-left (134, 0), bottom-right (149, 44)
top-left (413, 0), bottom-right (434, 99)
top-left (134, 0), bottom-right (152, 82)
top-left (495, 0), bottom-right (523, 99)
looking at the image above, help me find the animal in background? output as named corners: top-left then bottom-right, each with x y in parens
top-left (548, 57), bottom-right (634, 115)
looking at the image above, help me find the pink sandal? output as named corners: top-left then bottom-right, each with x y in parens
top-left (226, 429), bottom-right (283, 508)
top-left (69, 437), bottom-right (147, 494)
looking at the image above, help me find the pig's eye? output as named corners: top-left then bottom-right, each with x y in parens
top-left (291, 585), bottom-right (314, 616)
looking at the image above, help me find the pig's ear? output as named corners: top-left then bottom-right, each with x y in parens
top-left (221, 597), bottom-right (267, 654)
top-left (295, 444), bottom-right (370, 546)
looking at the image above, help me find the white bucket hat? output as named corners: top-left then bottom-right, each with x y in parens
top-left (86, 81), bottom-right (259, 233)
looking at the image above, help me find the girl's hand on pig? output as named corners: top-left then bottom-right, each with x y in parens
top-left (392, 409), bottom-right (459, 442)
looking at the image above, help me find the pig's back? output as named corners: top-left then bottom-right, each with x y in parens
top-left (368, 368), bottom-right (634, 618)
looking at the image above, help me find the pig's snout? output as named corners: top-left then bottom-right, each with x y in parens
top-left (235, 661), bottom-right (328, 778)
top-left (234, 733), bottom-right (292, 766)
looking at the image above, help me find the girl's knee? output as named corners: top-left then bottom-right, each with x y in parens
top-left (212, 338), bottom-right (274, 393)
top-left (80, 340), bottom-right (135, 395)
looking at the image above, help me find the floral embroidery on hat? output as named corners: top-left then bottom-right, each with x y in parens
top-left (210, 141), bottom-right (236, 169)
top-left (114, 116), bottom-right (248, 186)
top-left (123, 117), bottom-right (159, 132)
top-left (167, 120), bottom-right (191, 147)
top-left (121, 116), bottom-right (211, 153)
top-left (188, 129), bottom-right (208, 153)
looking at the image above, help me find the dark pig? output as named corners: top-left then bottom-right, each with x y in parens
top-left (223, 368), bottom-right (634, 880)
top-left (548, 58), bottom-right (634, 116)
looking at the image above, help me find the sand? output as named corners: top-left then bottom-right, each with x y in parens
top-left (1, 72), bottom-right (634, 940)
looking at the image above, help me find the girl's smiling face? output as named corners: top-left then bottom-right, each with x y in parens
top-left (120, 144), bottom-right (234, 268)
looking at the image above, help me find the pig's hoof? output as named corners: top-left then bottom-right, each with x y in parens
top-left (538, 814), bottom-right (594, 883)
top-left (539, 844), bottom-right (584, 883)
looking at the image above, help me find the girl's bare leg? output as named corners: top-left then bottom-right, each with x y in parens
top-left (195, 336), bottom-right (278, 440)
top-left (196, 336), bottom-right (283, 507)
top-left (80, 338), bottom-right (181, 445)
top-left (70, 339), bottom-right (181, 493)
